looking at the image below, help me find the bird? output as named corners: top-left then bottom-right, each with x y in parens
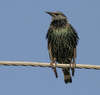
top-left (46, 11), bottom-right (79, 84)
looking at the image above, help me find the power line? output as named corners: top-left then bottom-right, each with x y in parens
top-left (0, 61), bottom-right (100, 70)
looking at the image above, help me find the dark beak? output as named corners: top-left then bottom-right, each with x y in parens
top-left (45, 11), bottom-right (55, 16)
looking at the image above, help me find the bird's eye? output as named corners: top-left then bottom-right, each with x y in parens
top-left (55, 14), bottom-right (59, 16)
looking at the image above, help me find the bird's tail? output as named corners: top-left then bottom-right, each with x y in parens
top-left (62, 68), bottom-right (72, 84)
top-left (71, 67), bottom-right (75, 76)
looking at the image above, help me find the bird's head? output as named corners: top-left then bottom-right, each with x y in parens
top-left (46, 11), bottom-right (67, 20)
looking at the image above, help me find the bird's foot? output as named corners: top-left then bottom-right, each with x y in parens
top-left (71, 62), bottom-right (76, 76)
top-left (50, 62), bottom-right (56, 67)
top-left (50, 62), bottom-right (58, 78)
top-left (71, 62), bottom-right (76, 69)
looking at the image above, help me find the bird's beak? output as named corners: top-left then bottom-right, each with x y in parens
top-left (45, 11), bottom-right (55, 16)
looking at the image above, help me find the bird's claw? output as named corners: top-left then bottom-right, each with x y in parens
top-left (71, 62), bottom-right (76, 69)
top-left (50, 62), bottom-right (54, 66)
top-left (50, 62), bottom-right (58, 78)
top-left (50, 62), bottom-right (56, 68)
top-left (71, 62), bottom-right (76, 76)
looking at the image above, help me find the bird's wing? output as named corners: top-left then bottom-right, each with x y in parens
top-left (48, 43), bottom-right (55, 61)
top-left (46, 27), bottom-right (55, 61)
top-left (67, 24), bottom-right (79, 76)
top-left (69, 24), bottom-right (79, 47)
top-left (73, 48), bottom-right (76, 61)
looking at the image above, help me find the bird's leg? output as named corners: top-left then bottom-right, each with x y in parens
top-left (68, 58), bottom-right (72, 70)
top-left (50, 59), bottom-right (55, 66)
top-left (71, 48), bottom-right (76, 76)
top-left (71, 58), bottom-right (76, 76)
top-left (50, 58), bottom-right (58, 78)
top-left (48, 44), bottom-right (58, 78)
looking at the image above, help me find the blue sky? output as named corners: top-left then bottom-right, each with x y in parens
top-left (0, 0), bottom-right (100, 95)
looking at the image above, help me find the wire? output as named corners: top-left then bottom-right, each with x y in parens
top-left (0, 61), bottom-right (100, 70)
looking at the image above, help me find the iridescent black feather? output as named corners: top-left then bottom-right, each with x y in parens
top-left (46, 12), bottom-right (79, 83)
top-left (46, 20), bottom-right (79, 63)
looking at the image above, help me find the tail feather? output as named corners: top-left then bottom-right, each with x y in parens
top-left (71, 68), bottom-right (75, 76)
top-left (62, 68), bottom-right (72, 84)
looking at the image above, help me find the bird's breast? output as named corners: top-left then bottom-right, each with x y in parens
top-left (51, 28), bottom-right (69, 40)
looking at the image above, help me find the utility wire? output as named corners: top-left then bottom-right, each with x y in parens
top-left (0, 61), bottom-right (100, 70)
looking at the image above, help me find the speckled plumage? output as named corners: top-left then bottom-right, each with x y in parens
top-left (46, 12), bottom-right (79, 83)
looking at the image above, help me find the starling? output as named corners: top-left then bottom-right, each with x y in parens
top-left (46, 11), bottom-right (79, 84)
